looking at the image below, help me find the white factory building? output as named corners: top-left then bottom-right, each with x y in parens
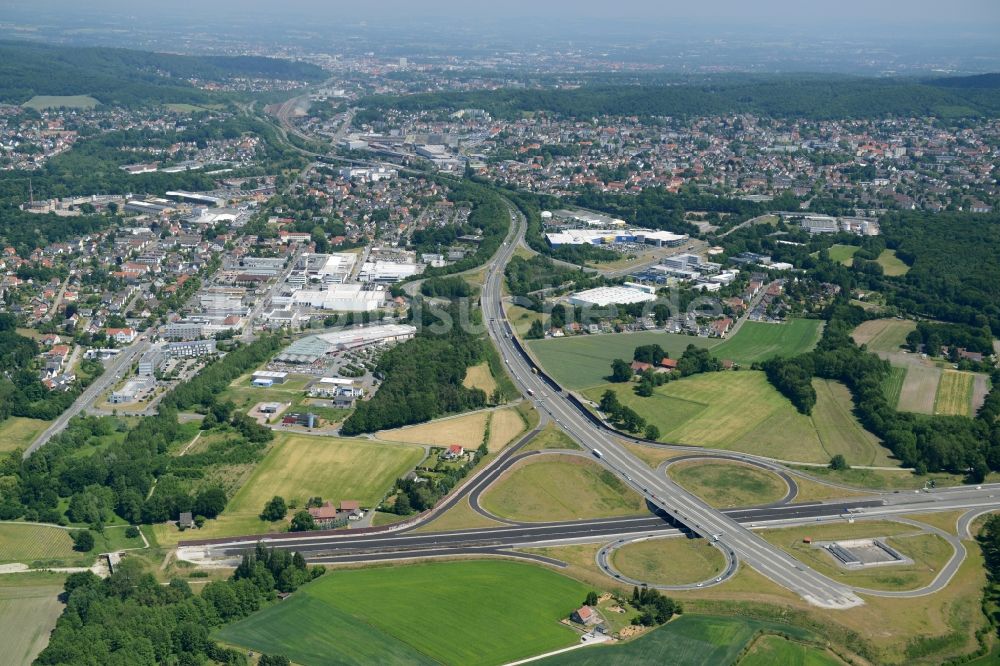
top-left (287, 252), bottom-right (357, 286)
top-left (359, 260), bottom-right (422, 283)
top-left (546, 228), bottom-right (689, 248)
top-left (275, 284), bottom-right (387, 312)
top-left (567, 283), bottom-right (658, 307)
top-left (276, 324), bottom-right (417, 363)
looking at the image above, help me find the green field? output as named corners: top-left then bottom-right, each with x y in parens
top-left (0, 417), bottom-right (50, 453)
top-left (669, 461), bottom-right (788, 508)
top-left (712, 320), bottom-right (823, 365)
top-left (154, 434), bottom-right (423, 545)
top-left (826, 244), bottom-right (861, 266)
top-left (529, 331), bottom-right (716, 390)
top-left (851, 319), bottom-right (916, 353)
top-left (935, 370), bottom-right (975, 417)
top-left (23, 95), bottom-right (99, 109)
top-left (481, 454), bottom-right (645, 521)
top-left (0, 523), bottom-right (141, 566)
top-left (586, 371), bottom-right (888, 465)
top-left (811, 380), bottom-right (895, 466)
top-left (612, 537), bottom-right (726, 586)
top-left (882, 365), bottom-right (907, 408)
top-left (739, 634), bottom-right (844, 666)
top-left (216, 560), bottom-right (589, 666)
top-left (538, 615), bottom-right (815, 666)
top-left (876, 249), bottom-right (910, 277)
top-left (528, 320), bottom-right (821, 390)
top-left (0, 572), bottom-right (67, 666)
top-left (586, 372), bottom-right (828, 462)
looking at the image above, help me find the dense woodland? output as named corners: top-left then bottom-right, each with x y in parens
top-left (0, 40), bottom-right (324, 106)
top-left (37, 544), bottom-right (320, 665)
top-left (360, 76), bottom-right (1000, 121)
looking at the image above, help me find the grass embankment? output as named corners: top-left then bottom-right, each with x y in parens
top-left (216, 560), bottom-right (589, 666)
top-left (612, 537), bottom-right (727, 586)
top-left (668, 461), bottom-right (788, 508)
top-left (480, 454), bottom-right (646, 522)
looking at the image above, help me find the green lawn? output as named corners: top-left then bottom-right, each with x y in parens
top-left (669, 460), bottom-right (788, 508)
top-left (538, 615), bottom-right (815, 666)
top-left (23, 95), bottom-right (99, 109)
top-left (216, 560), bottom-right (589, 666)
top-left (612, 537), bottom-right (726, 586)
top-left (0, 417), bottom-right (50, 453)
top-left (528, 320), bottom-right (821, 391)
top-left (876, 249), bottom-right (910, 277)
top-left (882, 365), bottom-right (908, 408)
top-left (712, 320), bottom-right (823, 365)
top-left (826, 244), bottom-right (861, 266)
top-left (154, 433), bottom-right (424, 545)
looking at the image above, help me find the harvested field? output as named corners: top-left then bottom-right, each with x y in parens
top-left (851, 319), bottom-right (916, 353)
top-left (377, 411), bottom-right (489, 448)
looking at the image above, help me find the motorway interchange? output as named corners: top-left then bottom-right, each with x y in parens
top-left (180, 203), bottom-right (1000, 609)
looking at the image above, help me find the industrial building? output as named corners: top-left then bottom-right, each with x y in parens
top-left (137, 350), bottom-right (163, 377)
top-left (567, 284), bottom-right (658, 307)
top-left (276, 324), bottom-right (417, 364)
top-left (164, 340), bottom-right (217, 358)
top-left (199, 287), bottom-right (246, 316)
top-left (286, 253), bottom-right (357, 286)
top-left (165, 191), bottom-right (226, 207)
top-left (545, 228), bottom-right (689, 248)
top-left (359, 261), bottom-right (422, 283)
top-left (252, 370), bottom-right (288, 385)
top-left (288, 284), bottom-right (387, 312)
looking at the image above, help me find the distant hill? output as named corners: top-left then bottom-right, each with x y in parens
top-left (0, 40), bottom-right (326, 107)
top-left (359, 75), bottom-right (1000, 121)
top-left (929, 73), bottom-right (1000, 89)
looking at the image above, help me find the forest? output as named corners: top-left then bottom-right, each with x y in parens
top-left (0, 40), bottom-right (325, 106)
top-left (359, 75), bottom-right (1000, 121)
top-left (37, 544), bottom-right (321, 665)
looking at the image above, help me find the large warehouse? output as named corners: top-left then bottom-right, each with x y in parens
top-left (545, 228), bottom-right (689, 247)
top-left (567, 283), bottom-right (658, 307)
top-left (276, 324), bottom-right (417, 364)
top-left (282, 284), bottom-right (387, 312)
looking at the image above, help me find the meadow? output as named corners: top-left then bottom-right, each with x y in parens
top-left (851, 319), bottom-right (916, 353)
top-left (0, 573), bottom-right (67, 666)
top-left (826, 244), bottom-right (861, 265)
top-left (876, 249), bottom-right (910, 276)
top-left (668, 460), bottom-right (788, 508)
top-left (528, 319), bottom-right (821, 390)
top-left (22, 94), bottom-right (99, 109)
top-left (216, 560), bottom-right (589, 666)
top-left (0, 416), bottom-right (50, 453)
top-left (480, 454), bottom-right (646, 521)
top-left (612, 537), bottom-right (727, 586)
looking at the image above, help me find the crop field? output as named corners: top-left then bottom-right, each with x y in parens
top-left (669, 461), bottom-right (788, 508)
top-left (851, 319), bottom-right (916, 353)
top-left (612, 537), bottom-right (727, 586)
top-left (827, 244), bottom-right (861, 265)
top-left (882, 365), bottom-right (907, 408)
top-left (876, 249), bottom-right (910, 276)
top-left (811, 380), bottom-right (895, 466)
top-left (712, 320), bottom-right (823, 366)
top-left (935, 370), bottom-right (975, 417)
top-left (481, 454), bottom-right (646, 521)
top-left (0, 417), bottom-right (49, 453)
top-left (23, 94), bottom-right (99, 109)
top-left (739, 635), bottom-right (844, 666)
top-left (0, 574), bottom-right (67, 666)
top-left (0, 524), bottom-right (75, 564)
top-left (896, 362), bottom-right (941, 414)
top-left (463, 361), bottom-right (498, 394)
top-left (216, 560), bottom-right (588, 666)
top-left (377, 410), bottom-right (489, 448)
top-left (760, 521), bottom-right (953, 591)
top-left (488, 408), bottom-right (527, 451)
top-left (538, 615), bottom-right (814, 666)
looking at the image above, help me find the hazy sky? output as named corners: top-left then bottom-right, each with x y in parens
top-left (6, 0), bottom-right (1000, 30)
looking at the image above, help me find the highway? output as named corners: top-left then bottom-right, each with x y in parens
top-left (480, 204), bottom-right (866, 609)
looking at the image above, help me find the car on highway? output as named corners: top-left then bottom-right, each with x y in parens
top-left (592, 449), bottom-right (602, 458)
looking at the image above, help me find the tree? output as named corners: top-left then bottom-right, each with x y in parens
top-left (600, 390), bottom-right (621, 414)
top-left (645, 424), bottom-right (661, 440)
top-left (585, 591), bottom-right (599, 606)
top-left (72, 530), bottom-right (95, 552)
top-left (610, 358), bottom-right (632, 382)
top-left (829, 454), bottom-right (849, 471)
top-left (289, 510), bottom-right (316, 532)
top-left (192, 487), bottom-right (227, 519)
top-left (259, 656), bottom-right (292, 666)
top-left (527, 319), bottom-right (545, 339)
top-left (125, 526), bottom-right (140, 539)
top-left (260, 496), bottom-right (287, 522)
